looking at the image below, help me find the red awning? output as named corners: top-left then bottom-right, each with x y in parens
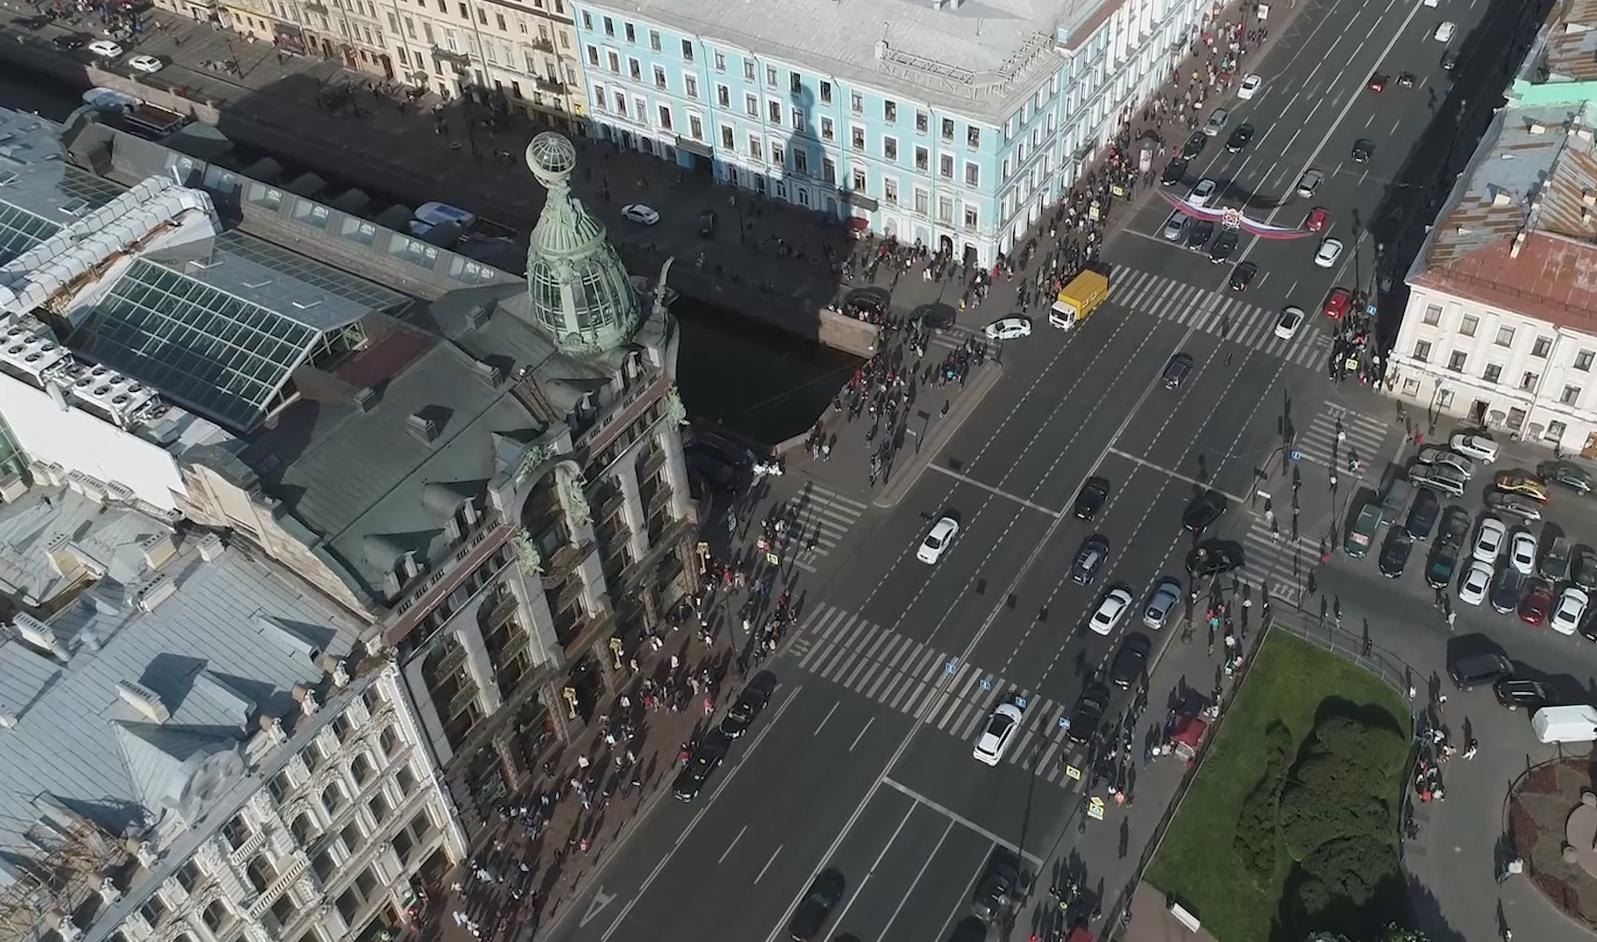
top-left (1068, 926), bottom-right (1095, 942)
top-left (847, 216), bottom-right (870, 231)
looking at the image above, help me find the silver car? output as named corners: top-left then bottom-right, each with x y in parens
top-left (1162, 211), bottom-right (1189, 241)
top-left (1143, 577), bottom-right (1182, 629)
top-left (1418, 449), bottom-right (1475, 480)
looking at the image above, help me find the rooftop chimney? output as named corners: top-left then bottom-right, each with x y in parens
top-left (1511, 230), bottom-right (1527, 258)
top-left (116, 679), bottom-right (171, 723)
top-left (406, 412), bottom-right (440, 444)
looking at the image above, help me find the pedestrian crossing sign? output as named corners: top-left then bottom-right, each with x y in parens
top-left (765, 552), bottom-right (780, 566)
top-left (1088, 797), bottom-right (1106, 820)
top-left (1064, 764), bottom-right (1083, 781)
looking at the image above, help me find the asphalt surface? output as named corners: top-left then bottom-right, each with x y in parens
top-left (539, 0), bottom-right (1547, 939)
top-left (0, 0), bottom-right (1554, 936)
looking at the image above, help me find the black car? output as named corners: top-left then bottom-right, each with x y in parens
top-left (1351, 139), bottom-right (1374, 163)
top-left (1071, 535), bottom-right (1110, 585)
top-left (719, 675), bottom-right (775, 739)
top-left (1573, 544), bottom-right (1597, 590)
top-left (970, 859), bottom-right (1019, 923)
top-left (1186, 541), bottom-right (1243, 577)
top-left (1405, 488), bottom-right (1439, 540)
top-left (1448, 651), bottom-right (1512, 689)
top-left (1185, 219), bottom-right (1216, 250)
top-left (1229, 261), bottom-right (1257, 292)
top-left (1493, 677), bottom-right (1553, 711)
top-left (1182, 491), bottom-right (1227, 534)
top-left (1181, 130), bottom-right (1208, 159)
top-left (1161, 158), bottom-right (1189, 186)
top-left (1066, 682), bottom-right (1110, 745)
top-left (671, 736), bottom-right (728, 801)
top-left (52, 32), bottom-right (88, 49)
top-left (787, 870), bottom-right (846, 941)
top-left (1074, 477), bottom-right (1110, 521)
top-left (1225, 123), bottom-right (1254, 153)
top-left (1538, 459), bottom-right (1593, 494)
top-left (1108, 633), bottom-right (1152, 688)
top-left (697, 209), bottom-right (718, 238)
top-left (1378, 528), bottom-right (1413, 579)
top-left (16, 14), bottom-right (52, 28)
top-left (1490, 568), bottom-right (1526, 615)
top-left (1161, 353), bottom-right (1195, 389)
top-left (1441, 50), bottom-right (1459, 73)
top-left (1208, 229), bottom-right (1239, 264)
top-left (1425, 541), bottom-right (1459, 590)
top-left (1397, 71), bottom-right (1417, 87)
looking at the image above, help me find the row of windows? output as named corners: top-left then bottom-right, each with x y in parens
top-left (1410, 341), bottom-right (1587, 406)
top-left (576, 12), bottom-right (989, 144)
top-left (1419, 303), bottom-right (1593, 368)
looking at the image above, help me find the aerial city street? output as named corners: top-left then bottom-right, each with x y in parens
top-left (2, 0), bottom-right (1597, 938)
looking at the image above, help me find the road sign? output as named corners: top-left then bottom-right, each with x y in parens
top-left (1065, 764), bottom-right (1083, 781)
top-left (1058, 715), bottom-right (1071, 729)
top-left (946, 659), bottom-right (957, 674)
top-left (1087, 797), bottom-right (1106, 820)
top-left (1289, 449), bottom-right (1302, 462)
top-left (981, 677), bottom-right (993, 691)
top-left (1015, 696), bottom-right (1029, 709)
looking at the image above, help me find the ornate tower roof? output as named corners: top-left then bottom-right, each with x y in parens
top-left (524, 133), bottom-right (641, 357)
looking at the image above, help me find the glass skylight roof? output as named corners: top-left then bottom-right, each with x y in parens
top-left (215, 231), bottom-right (409, 312)
top-left (73, 259), bottom-right (323, 430)
top-left (0, 203), bottom-right (59, 266)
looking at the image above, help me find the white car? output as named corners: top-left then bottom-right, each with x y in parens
top-left (1274, 306), bottom-right (1305, 340)
top-left (984, 316), bottom-right (1032, 341)
top-left (1237, 74), bottom-right (1263, 100)
top-left (1433, 21), bottom-right (1456, 42)
top-left (1188, 178), bottom-right (1218, 208)
top-left (972, 700), bottom-right (1024, 766)
top-left (1458, 561), bottom-right (1491, 606)
top-left (917, 515), bottom-right (959, 564)
top-left (621, 203), bottom-right (660, 225)
top-left (1551, 587), bottom-right (1589, 635)
top-left (1472, 516), bottom-right (1506, 563)
top-left (127, 54), bottom-right (164, 73)
top-left (1313, 238), bottom-right (1343, 268)
top-left (1509, 530), bottom-right (1537, 576)
top-left (1449, 432), bottom-right (1498, 463)
top-left (1143, 577), bottom-right (1182, 629)
top-left (87, 39), bottom-right (124, 59)
top-left (1089, 587), bottom-right (1133, 636)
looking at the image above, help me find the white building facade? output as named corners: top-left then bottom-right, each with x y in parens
top-left (569, 0), bottom-right (1210, 265)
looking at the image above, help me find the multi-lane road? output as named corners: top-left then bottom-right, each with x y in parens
top-left (546, 0), bottom-right (1533, 938)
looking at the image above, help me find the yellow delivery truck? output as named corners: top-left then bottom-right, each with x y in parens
top-left (1049, 271), bottom-right (1110, 330)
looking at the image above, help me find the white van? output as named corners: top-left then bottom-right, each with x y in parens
top-left (1433, 21), bottom-right (1455, 42)
top-left (1532, 705), bottom-right (1597, 744)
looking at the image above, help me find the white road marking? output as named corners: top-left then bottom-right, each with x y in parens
top-left (1107, 447), bottom-right (1247, 503)
top-left (813, 700), bottom-right (840, 736)
top-left (579, 887), bottom-right (617, 928)
top-left (821, 804), bottom-right (919, 933)
top-left (873, 819), bottom-right (957, 942)
top-left (599, 685), bottom-right (803, 941)
top-left (718, 826), bottom-right (748, 865)
top-left (849, 716), bottom-right (875, 751)
top-left (882, 776), bottom-right (1045, 866)
top-left (754, 845), bottom-right (783, 884)
top-left (929, 463), bottom-right (1062, 516)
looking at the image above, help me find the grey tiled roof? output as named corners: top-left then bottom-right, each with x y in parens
top-left (0, 516), bottom-right (360, 856)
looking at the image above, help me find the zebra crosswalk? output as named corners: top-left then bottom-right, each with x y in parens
top-left (787, 603), bottom-right (1091, 788)
top-left (784, 482), bottom-right (869, 574)
top-left (1239, 517), bottom-right (1319, 609)
top-left (1108, 267), bottom-right (1332, 369)
top-left (931, 323), bottom-right (983, 352)
top-left (1293, 404), bottom-right (1391, 472)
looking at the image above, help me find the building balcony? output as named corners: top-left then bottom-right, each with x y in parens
top-left (245, 854), bottom-right (311, 921)
top-left (618, 516), bottom-right (693, 588)
top-left (541, 540), bottom-right (590, 588)
top-left (444, 683), bottom-right (480, 719)
top-left (227, 830), bottom-right (267, 868)
top-left (638, 445), bottom-right (667, 480)
top-left (592, 485), bottom-right (625, 521)
top-left (303, 0), bottom-right (327, 12)
top-left (431, 641), bottom-right (468, 677)
top-left (432, 46), bottom-right (473, 69)
top-left (535, 76), bottom-right (566, 94)
top-left (530, 37), bottom-right (554, 52)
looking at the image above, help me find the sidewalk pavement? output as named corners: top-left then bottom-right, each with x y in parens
top-left (418, 628), bottom-right (734, 942)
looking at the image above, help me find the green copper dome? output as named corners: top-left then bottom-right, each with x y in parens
top-left (524, 132), bottom-right (641, 357)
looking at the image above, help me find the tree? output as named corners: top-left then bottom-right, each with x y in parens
top-left (1233, 722), bottom-right (1293, 886)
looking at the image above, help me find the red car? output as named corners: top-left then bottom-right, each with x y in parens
top-left (1367, 73), bottom-right (1388, 93)
top-left (1322, 287), bottom-right (1352, 320)
top-left (1305, 207), bottom-right (1330, 232)
top-left (1520, 580), bottom-right (1553, 626)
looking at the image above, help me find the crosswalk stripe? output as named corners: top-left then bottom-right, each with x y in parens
top-left (813, 606), bottom-right (847, 640)
top-left (842, 655), bottom-right (874, 688)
